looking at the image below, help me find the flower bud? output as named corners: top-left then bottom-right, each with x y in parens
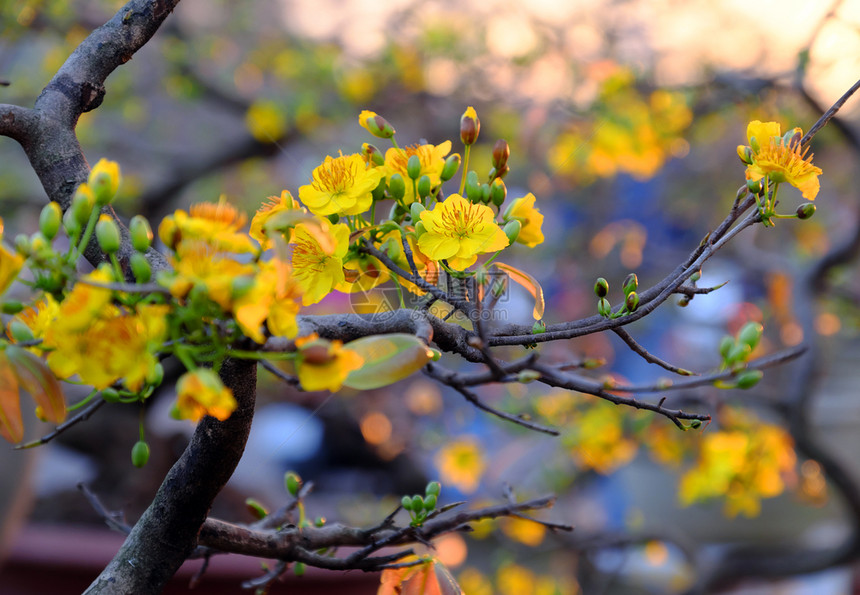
top-left (406, 154), bottom-right (422, 180)
top-left (464, 171), bottom-right (481, 202)
top-left (690, 268), bottom-right (702, 283)
top-left (598, 297), bottom-right (611, 317)
top-left (625, 291), bottom-right (639, 312)
top-left (13, 234), bottom-right (30, 255)
top-left (401, 495), bottom-right (413, 511)
top-left (285, 471), bottom-right (302, 496)
top-left (480, 183), bottom-right (491, 204)
top-left (410, 202), bottom-right (426, 222)
top-left (372, 178), bottom-right (386, 202)
top-left (460, 106), bottom-right (480, 145)
top-left (440, 154), bottom-right (461, 182)
top-left (594, 277), bottom-right (609, 298)
top-left (492, 139), bottom-right (510, 170)
top-left (737, 145), bottom-right (754, 165)
top-left (783, 127), bottom-right (802, 151)
top-left (293, 562), bottom-right (306, 577)
top-left (719, 335), bottom-right (734, 359)
top-left (746, 178), bottom-right (763, 195)
top-left (39, 202), bottom-right (62, 241)
top-left (361, 142), bottom-right (385, 166)
top-left (796, 203), bottom-right (816, 220)
top-left (735, 369), bottom-right (763, 389)
top-left (423, 494), bottom-right (437, 510)
top-left (130, 252), bottom-right (152, 283)
top-left (726, 342), bottom-right (752, 365)
top-left (129, 215), bottom-right (153, 252)
top-left (158, 215), bottom-right (180, 251)
top-left (72, 184), bottom-right (95, 227)
top-left (96, 214), bottom-right (121, 254)
top-left (131, 440), bottom-right (150, 468)
top-left (411, 495), bottom-right (425, 511)
top-left (495, 165), bottom-right (510, 179)
top-left (1, 301), bottom-right (23, 315)
top-left (503, 219), bottom-right (521, 245)
top-left (532, 319), bottom-right (546, 334)
top-left (414, 221), bottom-right (427, 237)
top-left (388, 173), bottom-right (406, 201)
top-left (490, 178), bottom-right (506, 207)
top-left (8, 319), bottom-right (34, 343)
top-left (146, 362), bottom-right (164, 387)
top-left (88, 158), bottom-right (121, 206)
top-left (737, 321), bottom-right (763, 350)
top-left (245, 498), bottom-right (268, 520)
top-left (358, 110), bottom-right (395, 139)
top-left (417, 175), bottom-right (432, 199)
top-left (63, 208), bottom-right (81, 237)
top-left (426, 481), bottom-right (441, 497)
top-left (101, 387), bottom-right (121, 403)
top-left (622, 273), bottom-right (638, 296)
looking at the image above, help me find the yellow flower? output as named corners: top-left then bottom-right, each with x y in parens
top-left (294, 333), bottom-right (363, 392)
top-left (384, 141), bottom-right (453, 204)
top-left (88, 158), bottom-right (121, 204)
top-left (158, 198), bottom-right (256, 253)
top-left (175, 368), bottom-right (237, 422)
top-left (742, 120), bottom-right (822, 200)
top-left (10, 294), bottom-right (60, 353)
top-left (232, 258), bottom-right (302, 343)
top-left (165, 241), bottom-right (256, 311)
top-left (298, 153), bottom-right (384, 217)
top-left (54, 266), bottom-right (114, 333)
top-left (505, 193), bottom-right (544, 247)
top-left (338, 252), bottom-right (390, 293)
top-left (0, 217), bottom-right (24, 297)
top-left (418, 194), bottom-right (509, 270)
top-left (434, 437), bottom-right (485, 493)
top-left (45, 304), bottom-right (169, 392)
top-left (291, 220), bottom-right (350, 305)
top-left (249, 190), bottom-right (304, 249)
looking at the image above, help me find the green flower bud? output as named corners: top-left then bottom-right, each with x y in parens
top-left (388, 173), bottom-right (406, 201)
top-left (410, 202), bottom-right (426, 222)
top-left (327, 213), bottom-right (340, 225)
top-left (423, 494), bottom-right (437, 511)
top-left (39, 202), bottom-right (62, 241)
top-left (359, 111), bottom-right (396, 139)
top-left (622, 273), bottom-right (638, 296)
top-left (429, 347), bottom-right (441, 361)
top-left (440, 154), bottom-right (461, 182)
top-left (285, 471), bottom-right (302, 496)
top-left (503, 219), bottom-right (521, 244)
top-left (129, 215), bottom-right (153, 252)
top-left (372, 178), bottom-right (386, 201)
top-left (131, 440), bottom-right (150, 468)
top-left (414, 221), bottom-right (427, 237)
top-left (406, 154), bottom-right (422, 180)
top-left (88, 158), bottom-right (121, 206)
top-left (746, 178), bottom-right (763, 195)
top-left (690, 268), bottom-right (702, 283)
top-left (101, 387), bottom-right (121, 403)
top-left (1, 301), bottom-right (24, 315)
top-left (495, 164), bottom-right (510, 179)
top-left (532, 320), bottom-right (546, 334)
top-left (146, 362), bottom-right (164, 387)
top-left (314, 516), bottom-right (326, 527)
top-left (598, 297), bottom-right (611, 317)
top-left (465, 171), bottom-right (481, 202)
top-left (517, 369), bottom-right (540, 383)
top-left (362, 142), bottom-right (385, 166)
top-left (460, 106), bottom-right (480, 146)
top-left (63, 208), bottom-right (81, 237)
top-left (690, 419), bottom-right (703, 429)
top-left (417, 175), bottom-right (432, 199)
top-left (8, 319), bottom-right (34, 343)
top-left (594, 277), bottom-right (609, 298)
top-left (245, 498), bottom-right (268, 520)
top-left (492, 139), bottom-right (510, 170)
top-left (95, 215), bottom-right (121, 254)
top-left (72, 184), bottom-right (95, 227)
top-left (490, 178), bottom-right (506, 207)
top-left (14, 234), bottom-right (30, 255)
top-left (411, 495), bottom-right (425, 511)
top-left (727, 342), bottom-right (752, 364)
top-left (130, 252), bottom-right (152, 283)
top-left (737, 321), bottom-right (763, 350)
top-left (735, 369), bottom-right (763, 389)
top-left (425, 481), bottom-right (441, 497)
top-left (30, 233), bottom-right (49, 255)
top-left (480, 183), bottom-right (491, 204)
top-left (737, 145), bottom-right (754, 165)
top-left (293, 562), bottom-right (306, 577)
top-left (719, 335), bottom-right (734, 359)
top-left (625, 291), bottom-right (639, 312)
top-left (796, 203), bottom-right (816, 220)
top-left (401, 495), bottom-right (413, 511)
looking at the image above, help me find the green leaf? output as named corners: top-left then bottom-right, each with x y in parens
top-left (6, 344), bottom-right (66, 424)
top-left (494, 261), bottom-right (545, 320)
top-left (343, 334), bottom-right (433, 390)
top-left (0, 351), bottom-right (24, 443)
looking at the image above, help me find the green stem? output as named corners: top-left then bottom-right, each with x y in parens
top-left (68, 389), bottom-right (98, 412)
top-left (226, 349), bottom-right (297, 361)
top-left (458, 145), bottom-right (472, 196)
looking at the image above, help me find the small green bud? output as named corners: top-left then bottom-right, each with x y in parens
top-left (480, 183), bottom-right (491, 204)
top-left (361, 142), bottom-right (385, 167)
top-left (327, 213), bottom-right (340, 225)
top-left (490, 178), bottom-right (506, 207)
top-left (440, 154), bottom-right (461, 182)
top-left (285, 471), bottom-right (302, 496)
top-left (492, 139), bottom-right (510, 170)
top-left (532, 320), bottom-right (546, 334)
top-left (131, 440), bottom-right (150, 468)
top-left (72, 184), bottom-right (95, 226)
top-left (95, 215), bottom-right (121, 254)
top-left (14, 234), bottom-right (30, 255)
top-left (388, 173), bottom-right (406, 201)
top-left (101, 387), bottom-right (121, 403)
top-left (414, 221), bottom-right (427, 237)
top-left (30, 233), bottom-right (49, 255)
top-left (423, 494), bottom-right (437, 511)
top-left (727, 342), bottom-right (752, 364)
top-left (8, 319), bottom-right (34, 343)
top-left (690, 419), bottom-right (703, 429)
top-left (406, 154), bottom-right (422, 180)
top-left (796, 203), bottom-right (816, 220)
top-left (359, 111), bottom-right (396, 139)
top-left (735, 369), bottom-right (763, 389)
top-left (719, 336), bottom-right (734, 359)
top-left (622, 273), bottom-right (638, 296)
top-left (465, 171), bottom-right (481, 202)
top-left (314, 516), bottom-right (326, 527)
top-left (372, 178), bottom-right (386, 202)
top-left (594, 277), bottom-right (609, 298)
top-left (89, 159), bottom-right (120, 206)
top-left (690, 268), bottom-right (702, 283)
top-left (425, 481), bottom-right (441, 497)
top-left (401, 495), bottom-right (413, 511)
top-left (503, 219), bottom-right (521, 244)
top-left (1, 301), bottom-right (24, 315)
top-left (293, 562), bottom-right (306, 577)
top-left (63, 209), bottom-right (81, 237)
top-left (417, 175), bottom-right (432, 199)
top-left (429, 347), bottom-right (441, 361)
top-left (39, 202), bottom-right (62, 241)
top-left (129, 215), bottom-right (153, 252)
top-left (245, 498), bottom-right (268, 520)
top-left (746, 178), bottom-right (763, 195)
top-left (410, 202), bottom-right (426, 222)
top-left (411, 495), bottom-right (425, 511)
top-left (737, 145), bottom-right (754, 165)
top-left (517, 369), bottom-right (541, 383)
top-left (624, 291), bottom-right (639, 312)
top-left (146, 362), bottom-right (164, 387)
top-left (598, 297), bottom-right (611, 317)
top-left (737, 321), bottom-right (763, 350)
top-left (130, 253), bottom-right (151, 283)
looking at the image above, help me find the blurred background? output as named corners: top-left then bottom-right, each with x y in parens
top-left (2, 0), bottom-right (860, 593)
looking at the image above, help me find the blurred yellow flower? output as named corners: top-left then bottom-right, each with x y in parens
top-left (250, 190), bottom-right (304, 249)
top-left (505, 193), bottom-right (544, 247)
top-left (54, 266), bottom-right (113, 333)
top-left (294, 333), bottom-right (363, 392)
top-left (245, 100), bottom-right (287, 143)
top-left (291, 221), bottom-right (350, 305)
top-left (434, 437), bottom-right (485, 493)
top-left (419, 194), bottom-right (509, 270)
top-left (159, 198), bottom-right (256, 253)
top-left (233, 258), bottom-right (301, 343)
top-left (384, 141), bottom-right (452, 204)
top-left (299, 153), bottom-right (384, 217)
top-left (166, 241), bottom-right (256, 311)
top-left (500, 516), bottom-right (546, 546)
top-left (0, 242), bottom-right (24, 298)
top-left (742, 120), bottom-right (822, 200)
top-left (11, 294), bottom-right (60, 348)
top-left (175, 368), bottom-right (237, 422)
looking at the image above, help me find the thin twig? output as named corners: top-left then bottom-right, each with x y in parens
top-left (15, 397), bottom-right (107, 449)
